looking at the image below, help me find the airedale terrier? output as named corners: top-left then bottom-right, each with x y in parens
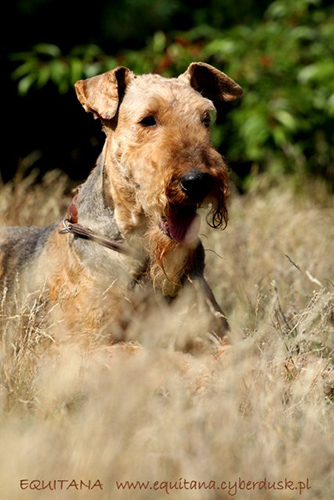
top-left (0, 62), bottom-right (242, 349)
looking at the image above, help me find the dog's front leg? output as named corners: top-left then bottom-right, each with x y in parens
top-left (187, 240), bottom-right (229, 340)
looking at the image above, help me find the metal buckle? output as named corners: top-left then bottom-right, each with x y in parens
top-left (59, 218), bottom-right (72, 234)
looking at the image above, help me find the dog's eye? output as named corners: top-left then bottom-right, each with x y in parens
top-left (201, 113), bottom-right (211, 128)
top-left (202, 110), bottom-right (216, 129)
top-left (139, 115), bottom-right (157, 127)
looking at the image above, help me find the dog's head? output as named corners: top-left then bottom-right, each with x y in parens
top-left (75, 63), bottom-right (242, 242)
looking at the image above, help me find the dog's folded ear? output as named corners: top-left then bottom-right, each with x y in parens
top-left (75, 67), bottom-right (134, 120)
top-left (179, 62), bottom-right (243, 102)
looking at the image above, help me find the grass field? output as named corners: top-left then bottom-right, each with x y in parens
top-left (1, 170), bottom-right (334, 499)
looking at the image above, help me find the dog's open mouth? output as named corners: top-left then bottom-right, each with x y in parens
top-left (159, 206), bottom-right (201, 245)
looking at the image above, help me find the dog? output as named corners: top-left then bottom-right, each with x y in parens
top-left (0, 62), bottom-right (242, 350)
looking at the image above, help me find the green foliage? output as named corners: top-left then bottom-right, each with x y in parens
top-left (197, 0), bottom-right (334, 183)
top-left (11, 0), bottom-right (334, 187)
top-left (11, 44), bottom-right (117, 94)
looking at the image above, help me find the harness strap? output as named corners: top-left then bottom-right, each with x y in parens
top-left (59, 219), bottom-right (132, 256)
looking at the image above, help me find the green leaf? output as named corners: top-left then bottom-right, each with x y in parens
top-left (298, 61), bottom-right (334, 84)
top-left (37, 65), bottom-right (51, 88)
top-left (33, 43), bottom-right (61, 58)
top-left (12, 60), bottom-right (37, 79)
top-left (204, 39), bottom-right (239, 59)
top-left (152, 32), bottom-right (166, 53)
top-left (272, 126), bottom-right (288, 146)
top-left (69, 57), bottom-right (84, 84)
top-left (274, 110), bottom-right (298, 132)
top-left (18, 73), bottom-right (36, 95)
top-left (104, 57), bottom-right (118, 71)
top-left (49, 60), bottom-right (68, 86)
top-left (84, 62), bottom-right (103, 78)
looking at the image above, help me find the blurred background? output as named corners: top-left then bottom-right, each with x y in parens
top-left (1, 0), bottom-right (334, 191)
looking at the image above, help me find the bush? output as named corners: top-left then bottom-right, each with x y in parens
top-left (11, 0), bottom-right (334, 188)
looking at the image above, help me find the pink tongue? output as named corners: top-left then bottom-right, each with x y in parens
top-left (167, 211), bottom-right (201, 244)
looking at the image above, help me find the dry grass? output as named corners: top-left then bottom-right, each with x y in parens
top-left (1, 171), bottom-right (334, 499)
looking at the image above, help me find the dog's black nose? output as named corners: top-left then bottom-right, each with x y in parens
top-left (180, 170), bottom-right (214, 203)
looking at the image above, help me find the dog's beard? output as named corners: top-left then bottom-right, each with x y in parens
top-left (206, 187), bottom-right (229, 229)
top-left (143, 224), bottom-right (195, 297)
top-left (141, 178), bottom-right (228, 296)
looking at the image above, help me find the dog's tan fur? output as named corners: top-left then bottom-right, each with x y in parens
top-left (0, 63), bottom-right (242, 349)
